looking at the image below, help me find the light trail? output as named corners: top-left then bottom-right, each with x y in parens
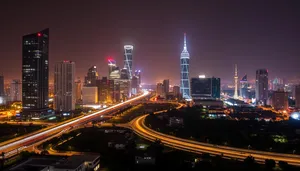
top-left (0, 91), bottom-right (150, 154)
top-left (132, 114), bottom-right (300, 166)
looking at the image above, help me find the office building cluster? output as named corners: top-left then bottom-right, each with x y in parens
top-left (77, 46), bottom-right (142, 107)
top-left (5, 28), bottom-right (143, 119)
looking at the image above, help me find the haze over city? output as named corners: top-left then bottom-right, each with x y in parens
top-left (2, 1), bottom-right (300, 171)
top-left (1, 1), bottom-right (300, 84)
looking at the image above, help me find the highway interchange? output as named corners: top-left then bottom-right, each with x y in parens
top-left (131, 114), bottom-right (300, 166)
top-left (2, 91), bottom-right (300, 166)
top-left (0, 91), bottom-right (150, 158)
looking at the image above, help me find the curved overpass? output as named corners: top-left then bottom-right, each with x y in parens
top-left (0, 91), bottom-right (150, 157)
top-left (131, 114), bottom-right (300, 166)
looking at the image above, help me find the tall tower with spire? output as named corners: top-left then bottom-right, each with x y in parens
top-left (233, 64), bottom-right (239, 99)
top-left (180, 33), bottom-right (191, 100)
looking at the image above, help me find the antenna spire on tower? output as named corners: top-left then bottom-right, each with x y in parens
top-left (184, 33), bottom-right (187, 50)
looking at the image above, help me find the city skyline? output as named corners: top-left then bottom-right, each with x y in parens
top-left (1, 1), bottom-right (300, 84)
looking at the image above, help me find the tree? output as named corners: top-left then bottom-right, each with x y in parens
top-left (278, 161), bottom-right (289, 170)
top-left (244, 156), bottom-right (255, 166)
top-left (265, 159), bottom-right (276, 170)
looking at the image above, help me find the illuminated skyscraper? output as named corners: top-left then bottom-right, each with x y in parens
top-left (255, 69), bottom-right (268, 105)
top-left (124, 45), bottom-right (133, 79)
top-left (180, 33), bottom-right (191, 99)
top-left (54, 61), bottom-right (75, 111)
top-left (84, 66), bottom-right (98, 86)
top-left (233, 64), bottom-right (238, 99)
top-left (108, 58), bottom-right (118, 79)
top-left (22, 28), bottom-right (49, 110)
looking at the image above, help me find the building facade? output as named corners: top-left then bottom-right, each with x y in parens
top-left (270, 90), bottom-right (288, 110)
top-left (124, 45), bottom-right (133, 79)
top-left (54, 61), bottom-right (76, 111)
top-left (10, 79), bottom-right (22, 102)
top-left (191, 77), bottom-right (221, 99)
top-left (84, 66), bottom-right (98, 86)
top-left (82, 87), bottom-right (98, 104)
top-left (22, 28), bottom-right (49, 110)
top-left (75, 78), bottom-right (82, 103)
top-left (180, 33), bottom-right (191, 99)
top-left (255, 69), bottom-right (268, 105)
top-left (163, 79), bottom-right (169, 97)
top-left (156, 83), bottom-right (164, 97)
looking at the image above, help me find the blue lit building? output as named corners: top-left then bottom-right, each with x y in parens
top-left (180, 33), bottom-right (191, 99)
top-left (124, 45), bottom-right (133, 79)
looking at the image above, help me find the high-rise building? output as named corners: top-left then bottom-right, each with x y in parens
top-left (10, 79), bottom-right (22, 102)
top-left (163, 79), bottom-right (169, 95)
top-left (82, 87), bottom-right (98, 104)
top-left (180, 33), bottom-right (191, 100)
top-left (270, 90), bottom-right (288, 110)
top-left (134, 70), bottom-right (141, 86)
top-left (173, 86), bottom-right (181, 99)
top-left (0, 75), bottom-right (4, 96)
top-left (124, 45), bottom-right (133, 79)
top-left (191, 76), bottom-right (221, 99)
top-left (108, 58), bottom-right (118, 79)
top-left (108, 79), bottom-right (120, 103)
top-left (255, 69), bottom-right (268, 105)
top-left (295, 85), bottom-right (300, 108)
top-left (22, 28), bottom-right (49, 110)
top-left (233, 64), bottom-right (238, 99)
top-left (75, 78), bottom-right (82, 103)
top-left (240, 74), bottom-right (249, 99)
top-left (272, 77), bottom-right (284, 91)
top-left (131, 76), bottom-right (139, 95)
top-left (156, 83), bottom-right (164, 97)
top-left (54, 61), bottom-right (76, 111)
top-left (96, 77), bottom-right (109, 103)
top-left (211, 77), bottom-right (221, 99)
top-left (84, 66), bottom-right (98, 86)
top-left (119, 79), bottom-right (131, 101)
top-left (120, 68), bottom-right (129, 80)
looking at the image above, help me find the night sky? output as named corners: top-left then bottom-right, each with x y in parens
top-left (1, 0), bottom-right (300, 85)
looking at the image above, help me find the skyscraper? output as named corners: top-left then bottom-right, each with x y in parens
top-left (75, 78), bottom-right (82, 103)
top-left (54, 61), bottom-right (76, 111)
top-left (84, 66), bottom-right (98, 86)
top-left (233, 64), bottom-right (238, 99)
top-left (124, 45), bottom-right (133, 79)
top-left (108, 58), bottom-right (118, 79)
top-left (10, 79), bottom-right (22, 102)
top-left (156, 83), bottom-right (164, 97)
top-left (180, 33), bottom-right (191, 100)
top-left (163, 79), bottom-right (170, 97)
top-left (0, 74), bottom-right (4, 96)
top-left (255, 69), bottom-right (268, 105)
top-left (22, 28), bottom-right (49, 110)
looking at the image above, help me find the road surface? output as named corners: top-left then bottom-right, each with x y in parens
top-left (131, 114), bottom-right (300, 166)
top-left (0, 91), bottom-right (150, 157)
